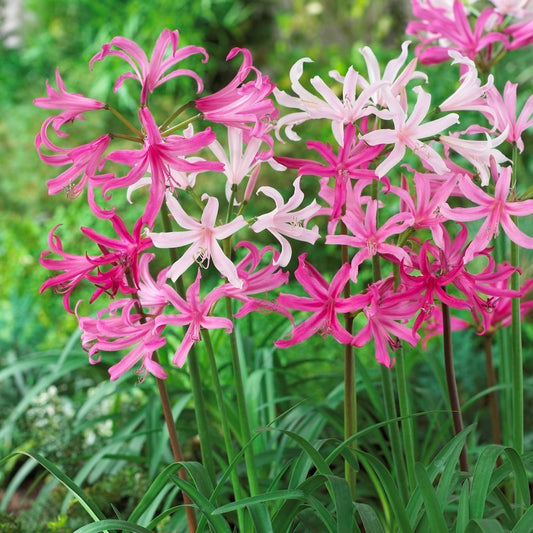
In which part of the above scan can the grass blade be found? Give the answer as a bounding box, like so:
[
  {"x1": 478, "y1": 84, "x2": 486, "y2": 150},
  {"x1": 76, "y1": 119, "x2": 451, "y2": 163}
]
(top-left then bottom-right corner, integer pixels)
[{"x1": 414, "y1": 462, "x2": 447, "y2": 533}]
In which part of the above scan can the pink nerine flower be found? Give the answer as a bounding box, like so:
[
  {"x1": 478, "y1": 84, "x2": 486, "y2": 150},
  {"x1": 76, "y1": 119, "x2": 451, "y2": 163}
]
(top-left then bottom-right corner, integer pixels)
[
  {"x1": 362, "y1": 86, "x2": 459, "y2": 177},
  {"x1": 148, "y1": 192, "x2": 247, "y2": 286},
  {"x1": 250, "y1": 177, "x2": 321, "y2": 267},
  {"x1": 407, "y1": 0, "x2": 508, "y2": 64},
  {"x1": 34, "y1": 69, "x2": 105, "y2": 133},
  {"x1": 40, "y1": 216, "x2": 152, "y2": 313},
  {"x1": 482, "y1": 81, "x2": 533, "y2": 152},
  {"x1": 441, "y1": 165, "x2": 533, "y2": 259},
  {"x1": 274, "y1": 256, "x2": 362, "y2": 347},
  {"x1": 79, "y1": 300, "x2": 169, "y2": 382},
  {"x1": 156, "y1": 271, "x2": 233, "y2": 367},
  {"x1": 351, "y1": 277, "x2": 420, "y2": 367},
  {"x1": 326, "y1": 199, "x2": 412, "y2": 281},
  {"x1": 90, "y1": 29, "x2": 207, "y2": 105},
  {"x1": 100, "y1": 107, "x2": 221, "y2": 226},
  {"x1": 195, "y1": 48, "x2": 278, "y2": 138}
]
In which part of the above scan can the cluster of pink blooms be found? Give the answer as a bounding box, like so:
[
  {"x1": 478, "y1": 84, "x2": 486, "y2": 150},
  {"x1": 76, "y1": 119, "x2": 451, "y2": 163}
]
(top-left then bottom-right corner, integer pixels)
[{"x1": 36, "y1": 1, "x2": 533, "y2": 381}]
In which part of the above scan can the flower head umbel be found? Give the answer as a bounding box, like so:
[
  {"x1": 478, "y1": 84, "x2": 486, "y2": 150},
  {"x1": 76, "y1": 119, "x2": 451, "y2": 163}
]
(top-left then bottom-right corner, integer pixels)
[
  {"x1": 90, "y1": 29, "x2": 207, "y2": 105},
  {"x1": 34, "y1": 69, "x2": 105, "y2": 133},
  {"x1": 148, "y1": 192, "x2": 247, "y2": 286},
  {"x1": 251, "y1": 177, "x2": 321, "y2": 267},
  {"x1": 275, "y1": 256, "x2": 362, "y2": 347},
  {"x1": 196, "y1": 48, "x2": 278, "y2": 138},
  {"x1": 156, "y1": 270, "x2": 233, "y2": 367}
]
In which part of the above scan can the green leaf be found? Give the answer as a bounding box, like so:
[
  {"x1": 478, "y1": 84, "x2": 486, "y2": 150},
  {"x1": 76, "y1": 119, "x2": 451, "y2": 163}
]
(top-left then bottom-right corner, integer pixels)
[
  {"x1": 456, "y1": 479, "x2": 471, "y2": 533},
  {"x1": 212, "y1": 489, "x2": 306, "y2": 514},
  {"x1": 0, "y1": 451, "x2": 106, "y2": 522},
  {"x1": 359, "y1": 452, "x2": 413, "y2": 533},
  {"x1": 470, "y1": 446, "x2": 504, "y2": 520},
  {"x1": 512, "y1": 505, "x2": 533, "y2": 533},
  {"x1": 73, "y1": 520, "x2": 152, "y2": 533},
  {"x1": 356, "y1": 503, "x2": 385, "y2": 533},
  {"x1": 128, "y1": 463, "x2": 186, "y2": 523},
  {"x1": 170, "y1": 471, "x2": 232, "y2": 533},
  {"x1": 324, "y1": 475, "x2": 355, "y2": 533},
  {"x1": 414, "y1": 462, "x2": 448, "y2": 533},
  {"x1": 503, "y1": 447, "x2": 531, "y2": 512},
  {"x1": 465, "y1": 519, "x2": 505, "y2": 533}
]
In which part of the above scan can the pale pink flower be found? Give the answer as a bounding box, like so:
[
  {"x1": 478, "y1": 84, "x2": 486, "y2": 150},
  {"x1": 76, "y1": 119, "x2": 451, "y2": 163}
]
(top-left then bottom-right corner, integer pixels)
[
  {"x1": 489, "y1": 0, "x2": 532, "y2": 17},
  {"x1": 482, "y1": 81, "x2": 533, "y2": 152},
  {"x1": 148, "y1": 192, "x2": 247, "y2": 286},
  {"x1": 274, "y1": 58, "x2": 381, "y2": 143},
  {"x1": 208, "y1": 126, "x2": 266, "y2": 202},
  {"x1": 90, "y1": 29, "x2": 207, "y2": 105},
  {"x1": 362, "y1": 86, "x2": 459, "y2": 176},
  {"x1": 250, "y1": 177, "x2": 321, "y2": 267},
  {"x1": 440, "y1": 129, "x2": 509, "y2": 186},
  {"x1": 156, "y1": 271, "x2": 233, "y2": 367},
  {"x1": 439, "y1": 52, "x2": 494, "y2": 114},
  {"x1": 358, "y1": 40, "x2": 427, "y2": 109}
]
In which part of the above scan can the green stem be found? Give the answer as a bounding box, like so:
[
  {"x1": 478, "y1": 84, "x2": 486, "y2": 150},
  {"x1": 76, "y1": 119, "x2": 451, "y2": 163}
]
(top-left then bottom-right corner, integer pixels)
[
  {"x1": 483, "y1": 335, "x2": 502, "y2": 449},
  {"x1": 162, "y1": 113, "x2": 203, "y2": 136},
  {"x1": 225, "y1": 296, "x2": 261, "y2": 496},
  {"x1": 202, "y1": 328, "x2": 247, "y2": 529},
  {"x1": 160, "y1": 100, "x2": 195, "y2": 131},
  {"x1": 441, "y1": 302, "x2": 469, "y2": 472},
  {"x1": 509, "y1": 145, "x2": 523, "y2": 455},
  {"x1": 160, "y1": 206, "x2": 217, "y2": 485},
  {"x1": 395, "y1": 347, "x2": 416, "y2": 491},
  {"x1": 125, "y1": 271, "x2": 197, "y2": 532},
  {"x1": 105, "y1": 104, "x2": 143, "y2": 138},
  {"x1": 370, "y1": 179, "x2": 408, "y2": 501},
  {"x1": 510, "y1": 236, "x2": 523, "y2": 454},
  {"x1": 341, "y1": 222, "x2": 357, "y2": 498}
]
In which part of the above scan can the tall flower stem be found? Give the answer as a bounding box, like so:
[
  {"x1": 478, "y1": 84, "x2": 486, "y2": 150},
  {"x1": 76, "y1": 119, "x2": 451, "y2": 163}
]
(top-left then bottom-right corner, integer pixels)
[
  {"x1": 510, "y1": 145, "x2": 523, "y2": 455},
  {"x1": 202, "y1": 328, "x2": 247, "y2": 530},
  {"x1": 223, "y1": 189, "x2": 260, "y2": 497},
  {"x1": 441, "y1": 302, "x2": 469, "y2": 472},
  {"x1": 340, "y1": 222, "x2": 357, "y2": 498},
  {"x1": 370, "y1": 180, "x2": 409, "y2": 501},
  {"x1": 510, "y1": 235, "x2": 523, "y2": 455},
  {"x1": 225, "y1": 296, "x2": 261, "y2": 496},
  {"x1": 483, "y1": 335, "x2": 502, "y2": 448},
  {"x1": 160, "y1": 206, "x2": 217, "y2": 485},
  {"x1": 153, "y1": 365, "x2": 198, "y2": 532},
  {"x1": 395, "y1": 347, "x2": 417, "y2": 491},
  {"x1": 125, "y1": 271, "x2": 197, "y2": 532}
]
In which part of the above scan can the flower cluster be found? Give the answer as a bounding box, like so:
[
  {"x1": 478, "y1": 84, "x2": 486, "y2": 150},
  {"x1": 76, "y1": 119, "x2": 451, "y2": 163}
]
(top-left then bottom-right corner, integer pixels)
[{"x1": 37, "y1": 7, "x2": 533, "y2": 381}]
